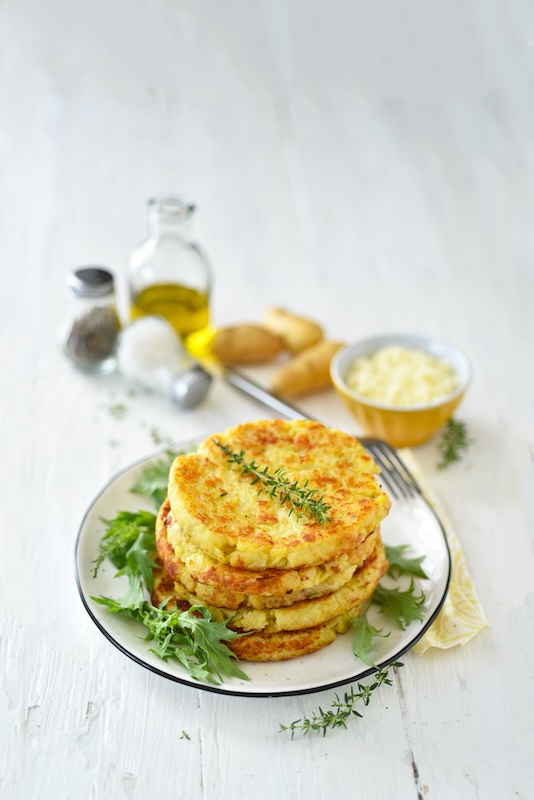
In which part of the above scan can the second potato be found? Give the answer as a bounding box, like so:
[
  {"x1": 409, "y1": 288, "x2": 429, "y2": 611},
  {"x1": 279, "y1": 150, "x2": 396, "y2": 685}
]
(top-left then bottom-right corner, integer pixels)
[
  {"x1": 262, "y1": 307, "x2": 323, "y2": 354},
  {"x1": 271, "y1": 340, "x2": 344, "y2": 396}
]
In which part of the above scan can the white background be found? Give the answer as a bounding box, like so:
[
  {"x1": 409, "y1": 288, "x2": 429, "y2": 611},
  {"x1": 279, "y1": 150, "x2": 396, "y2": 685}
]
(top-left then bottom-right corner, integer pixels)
[{"x1": 1, "y1": 2, "x2": 533, "y2": 798}]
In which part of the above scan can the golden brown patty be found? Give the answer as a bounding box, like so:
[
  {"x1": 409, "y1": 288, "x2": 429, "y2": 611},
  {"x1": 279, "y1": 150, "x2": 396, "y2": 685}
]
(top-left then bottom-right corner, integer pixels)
[
  {"x1": 167, "y1": 419, "x2": 391, "y2": 570},
  {"x1": 156, "y1": 498, "x2": 380, "y2": 607},
  {"x1": 151, "y1": 566, "x2": 368, "y2": 662},
  {"x1": 228, "y1": 603, "x2": 367, "y2": 662},
  {"x1": 168, "y1": 540, "x2": 387, "y2": 633}
]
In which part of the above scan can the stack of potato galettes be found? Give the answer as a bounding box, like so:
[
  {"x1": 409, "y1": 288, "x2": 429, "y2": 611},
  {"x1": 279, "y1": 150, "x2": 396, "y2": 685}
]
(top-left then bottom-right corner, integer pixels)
[{"x1": 152, "y1": 419, "x2": 391, "y2": 662}]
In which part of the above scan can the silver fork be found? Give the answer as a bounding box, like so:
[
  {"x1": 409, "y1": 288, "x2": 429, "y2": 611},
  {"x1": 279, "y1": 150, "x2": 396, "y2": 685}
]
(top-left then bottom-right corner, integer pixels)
[{"x1": 361, "y1": 438, "x2": 422, "y2": 500}]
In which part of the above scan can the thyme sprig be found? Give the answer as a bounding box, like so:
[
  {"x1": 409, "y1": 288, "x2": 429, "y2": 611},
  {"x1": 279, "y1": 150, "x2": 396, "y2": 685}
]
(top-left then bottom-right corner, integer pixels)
[
  {"x1": 214, "y1": 440, "x2": 331, "y2": 524},
  {"x1": 279, "y1": 662, "x2": 402, "y2": 737},
  {"x1": 436, "y1": 418, "x2": 473, "y2": 470}
]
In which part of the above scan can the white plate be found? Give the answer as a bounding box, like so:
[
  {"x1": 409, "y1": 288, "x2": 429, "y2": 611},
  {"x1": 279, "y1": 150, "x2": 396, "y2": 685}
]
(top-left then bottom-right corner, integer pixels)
[{"x1": 74, "y1": 437, "x2": 451, "y2": 697}]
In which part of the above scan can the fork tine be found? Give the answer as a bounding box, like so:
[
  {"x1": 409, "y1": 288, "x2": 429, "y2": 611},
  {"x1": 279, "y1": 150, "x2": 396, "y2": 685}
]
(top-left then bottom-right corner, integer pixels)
[
  {"x1": 378, "y1": 442, "x2": 420, "y2": 494},
  {"x1": 368, "y1": 447, "x2": 409, "y2": 499},
  {"x1": 365, "y1": 446, "x2": 403, "y2": 499},
  {"x1": 362, "y1": 438, "x2": 421, "y2": 499}
]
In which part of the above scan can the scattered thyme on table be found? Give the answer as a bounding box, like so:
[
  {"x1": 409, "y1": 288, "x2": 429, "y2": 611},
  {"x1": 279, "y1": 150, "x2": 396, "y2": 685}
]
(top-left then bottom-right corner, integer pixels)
[
  {"x1": 279, "y1": 662, "x2": 403, "y2": 737},
  {"x1": 436, "y1": 418, "x2": 473, "y2": 470},
  {"x1": 149, "y1": 426, "x2": 173, "y2": 446},
  {"x1": 105, "y1": 402, "x2": 128, "y2": 420}
]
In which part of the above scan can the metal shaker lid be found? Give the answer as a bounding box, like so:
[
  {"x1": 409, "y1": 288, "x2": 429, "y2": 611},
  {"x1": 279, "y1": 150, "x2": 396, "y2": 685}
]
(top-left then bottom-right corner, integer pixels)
[
  {"x1": 67, "y1": 267, "x2": 115, "y2": 297},
  {"x1": 171, "y1": 364, "x2": 212, "y2": 409}
]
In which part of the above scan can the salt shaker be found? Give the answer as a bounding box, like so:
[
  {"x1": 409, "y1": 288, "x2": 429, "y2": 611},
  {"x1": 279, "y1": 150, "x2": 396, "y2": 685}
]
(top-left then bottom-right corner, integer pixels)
[
  {"x1": 62, "y1": 267, "x2": 121, "y2": 374},
  {"x1": 116, "y1": 316, "x2": 212, "y2": 409}
]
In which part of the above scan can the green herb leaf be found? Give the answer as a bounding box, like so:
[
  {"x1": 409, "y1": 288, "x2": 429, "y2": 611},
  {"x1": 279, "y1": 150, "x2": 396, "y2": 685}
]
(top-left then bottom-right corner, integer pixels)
[
  {"x1": 93, "y1": 573, "x2": 147, "y2": 613},
  {"x1": 372, "y1": 580, "x2": 426, "y2": 630},
  {"x1": 351, "y1": 612, "x2": 389, "y2": 668},
  {"x1": 130, "y1": 450, "x2": 179, "y2": 508},
  {"x1": 116, "y1": 531, "x2": 159, "y2": 593},
  {"x1": 143, "y1": 604, "x2": 249, "y2": 684},
  {"x1": 436, "y1": 418, "x2": 472, "y2": 470},
  {"x1": 92, "y1": 593, "x2": 143, "y2": 616},
  {"x1": 93, "y1": 519, "x2": 158, "y2": 611},
  {"x1": 92, "y1": 508, "x2": 249, "y2": 685},
  {"x1": 92, "y1": 510, "x2": 157, "y2": 577},
  {"x1": 385, "y1": 544, "x2": 429, "y2": 580},
  {"x1": 279, "y1": 662, "x2": 403, "y2": 737},
  {"x1": 214, "y1": 440, "x2": 331, "y2": 524}
]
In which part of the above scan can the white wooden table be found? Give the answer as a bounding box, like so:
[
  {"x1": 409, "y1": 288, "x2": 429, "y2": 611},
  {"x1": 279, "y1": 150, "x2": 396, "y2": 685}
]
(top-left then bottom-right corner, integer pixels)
[{"x1": 1, "y1": 2, "x2": 533, "y2": 798}]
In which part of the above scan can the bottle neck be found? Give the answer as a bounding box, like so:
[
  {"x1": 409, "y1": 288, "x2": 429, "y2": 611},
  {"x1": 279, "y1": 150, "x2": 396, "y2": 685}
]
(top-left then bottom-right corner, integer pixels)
[
  {"x1": 147, "y1": 214, "x2": 189, "y2": 240},
  {"x1": 146, "y1": 196, "x2": 195, "y2": 240}
]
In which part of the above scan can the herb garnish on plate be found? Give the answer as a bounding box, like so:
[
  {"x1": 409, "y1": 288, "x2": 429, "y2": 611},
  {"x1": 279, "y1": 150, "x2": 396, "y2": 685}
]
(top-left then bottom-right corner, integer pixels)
[
  {"x1": 214, "y1": 439, "x2": 331, "y2": 524},
  {"x1": 92, "y1": 451, "x2": 249, "y2": 685},
  {"x1": 92, "y1": 450, "x2": 429, "y2": 694}
]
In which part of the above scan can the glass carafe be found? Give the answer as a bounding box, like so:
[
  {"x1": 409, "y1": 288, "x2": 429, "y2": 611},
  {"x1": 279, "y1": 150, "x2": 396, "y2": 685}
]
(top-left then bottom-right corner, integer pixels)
[{"x1": 128, "y1": 196, "x2": 212, "y2": 347}]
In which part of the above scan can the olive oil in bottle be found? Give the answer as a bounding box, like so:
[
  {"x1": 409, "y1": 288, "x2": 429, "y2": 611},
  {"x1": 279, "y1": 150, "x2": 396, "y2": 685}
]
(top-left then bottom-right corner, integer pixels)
[
  {"x1": 130, "y1": 283, "x2": 210, "y2": 337},
  {"x1": 127, "y1": 196, "x2": 212, "y2": 350}
]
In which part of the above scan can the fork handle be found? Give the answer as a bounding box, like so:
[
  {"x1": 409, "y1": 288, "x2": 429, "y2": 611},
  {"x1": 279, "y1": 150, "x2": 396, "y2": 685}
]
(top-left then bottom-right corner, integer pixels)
[{"x1": 223, "y1": 368, "x2": 312, "y2": 421}]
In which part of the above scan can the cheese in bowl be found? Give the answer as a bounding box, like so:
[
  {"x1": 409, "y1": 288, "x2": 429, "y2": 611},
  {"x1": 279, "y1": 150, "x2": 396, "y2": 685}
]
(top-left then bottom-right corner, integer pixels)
[
  {"x1": 345, "y1": 345, "x2": 459, "y2": 408},
  {"x1": 330, "y1": 334, "x2": 472, "y2": 447}
]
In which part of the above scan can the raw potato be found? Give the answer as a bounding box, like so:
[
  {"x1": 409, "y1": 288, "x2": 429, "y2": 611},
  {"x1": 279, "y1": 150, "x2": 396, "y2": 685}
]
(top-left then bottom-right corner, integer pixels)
[
  {"x1": 271, "y1": 340, "x2": 344, "y2": 396},
  {"x1": 212, "y1": 324, "x2": 284, "y2": 364},
  {"x1": 262, "y1": 307, "x2": 324, "y2": 354}
]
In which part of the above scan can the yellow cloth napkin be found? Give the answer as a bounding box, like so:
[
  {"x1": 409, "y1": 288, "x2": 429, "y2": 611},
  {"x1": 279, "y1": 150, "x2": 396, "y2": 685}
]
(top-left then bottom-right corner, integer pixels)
[{"x1": 398, "y1": 449, "x2": 488, "y2": 653}]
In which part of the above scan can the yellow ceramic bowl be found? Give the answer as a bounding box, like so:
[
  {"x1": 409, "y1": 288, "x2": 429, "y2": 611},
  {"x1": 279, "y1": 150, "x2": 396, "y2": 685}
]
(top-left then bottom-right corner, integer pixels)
[{"x1": 330, "y1": 333, "x2": 472, "y2": 448}]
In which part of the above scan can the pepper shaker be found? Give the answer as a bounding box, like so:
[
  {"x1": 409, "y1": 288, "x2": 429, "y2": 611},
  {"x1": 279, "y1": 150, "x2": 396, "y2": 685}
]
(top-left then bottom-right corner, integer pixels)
[{"x1": 62, "y1": 266, "x2": 121, "y2": 374}]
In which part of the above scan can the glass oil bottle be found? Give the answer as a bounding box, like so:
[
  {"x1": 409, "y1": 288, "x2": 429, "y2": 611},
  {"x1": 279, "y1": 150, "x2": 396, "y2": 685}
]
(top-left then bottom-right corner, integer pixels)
[{"x1": 127, "y1": 195, "x2": 213, "y2": 354}]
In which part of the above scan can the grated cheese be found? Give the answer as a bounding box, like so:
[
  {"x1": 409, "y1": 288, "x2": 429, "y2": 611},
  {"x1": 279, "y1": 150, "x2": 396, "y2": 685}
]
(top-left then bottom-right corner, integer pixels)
[{"x1": 345, "y1": 345, "x2": 459, "y2": 407}]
